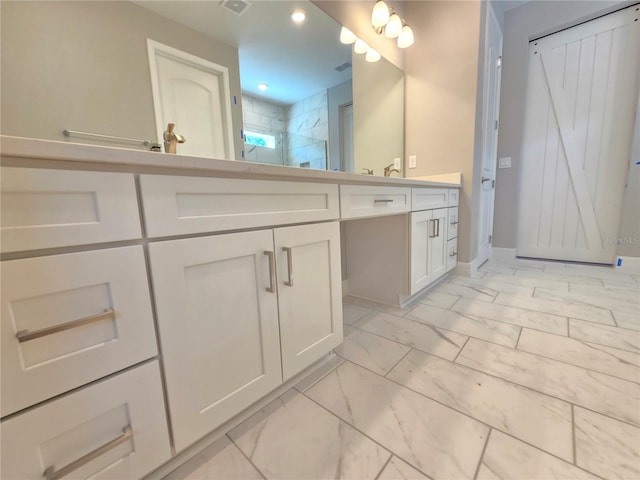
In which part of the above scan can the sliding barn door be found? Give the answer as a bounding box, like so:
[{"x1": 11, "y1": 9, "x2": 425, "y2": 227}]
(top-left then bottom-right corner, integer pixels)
[{"x1": 517, "y1": 5, "x2": 639, "y2": 264}]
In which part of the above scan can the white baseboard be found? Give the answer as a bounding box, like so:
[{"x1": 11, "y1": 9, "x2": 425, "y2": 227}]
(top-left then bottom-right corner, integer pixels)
[
  {"x1": 491, "y1": 247, "x2": 517, "y2": 261},
  {"x1": 615, "y1": 256, "x2": 640, "y2": 274},
  {"x1": 454, "y1": 258, "x2": 479, "y2": 277}
]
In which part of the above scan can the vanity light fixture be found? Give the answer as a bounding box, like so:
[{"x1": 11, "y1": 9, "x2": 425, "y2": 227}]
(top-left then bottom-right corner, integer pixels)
[
  {"x1": 371, "y1": 0, "x2": 390, "y2": 29},
  {"x1": 365, "y1": 48, "x2": 381, "y2": 62},
  {"x1": 397, "y1": 24, "x2": 415, "y2": 48},
  {"x1": 339, "y1": 26, "x2": 357, "y2": 44},
  {"x1": 258, "y1": 83, "x2": 268, "y2": 91},
  {"x1": 384, "y1": 13, "x2": 402, "y2": 39},
  {"x1": 354, "y1": 38, "x2": 369, "y2": 55},
  {"x1": 370, "y1": 1, "x2": 413, "y2": 48},
  {"x1": 290, "y1": 8, "x2": 306, "y2": 24}
]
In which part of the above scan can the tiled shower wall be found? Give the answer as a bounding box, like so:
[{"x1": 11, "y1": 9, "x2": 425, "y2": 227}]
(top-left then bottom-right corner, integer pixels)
[
  {"x1": 286, "y1": 91, "x2": 329, "y2": 169},
  {"x1": 241, "y1": 95, "x2": 285, "y2": 165},
  {"x1": 241, "y1": 92, "x2": 329, "y2": 169}
]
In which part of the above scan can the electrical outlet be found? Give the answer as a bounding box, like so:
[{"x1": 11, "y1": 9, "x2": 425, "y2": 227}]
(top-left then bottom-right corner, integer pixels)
[
  {"x1": 409, "y1": 155, "x2": 417, "y2": 169},
  {"x1": 393, "y1": 157, "x2": 401, "y2": 170},
  {"x1": 498, "y1": 156, "x2": 512, "y2": 168}
]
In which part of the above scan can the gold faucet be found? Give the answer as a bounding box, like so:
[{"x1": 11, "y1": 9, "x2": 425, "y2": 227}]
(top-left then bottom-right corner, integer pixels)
[
  {"x1": 384, "y1": 163, "x2": 401, "y2": 177},
  {"x1": 362, "y1": 168, "x2": 374, "y2": 175},
  {"x1": 163, "y1": 123, "x2": 186, "y2": 154}
]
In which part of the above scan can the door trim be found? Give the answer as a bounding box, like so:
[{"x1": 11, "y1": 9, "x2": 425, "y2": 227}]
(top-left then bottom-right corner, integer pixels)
[{"x1": 147, "y1": 39, "x2": 236, "y2": 160}]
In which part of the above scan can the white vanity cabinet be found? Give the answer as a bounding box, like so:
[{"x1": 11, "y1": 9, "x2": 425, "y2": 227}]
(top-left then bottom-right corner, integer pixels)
[
  {"x1": 447, "y1": 206, "x2": 459, "y2": 272},
  {"x1": 410, "y1": 208, "x2": 448, "y2": 295},
  {"x1": 148, "y1": 221, "x2": 342, "y2": 452},
  {"x1": 1, "y1": 361, "x2": 171, "y2": 480}
]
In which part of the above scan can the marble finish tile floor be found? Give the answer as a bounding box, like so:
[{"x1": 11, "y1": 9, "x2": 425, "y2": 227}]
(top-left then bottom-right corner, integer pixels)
[{"x1": 165, "y1": 258, "x2": 639, "y2": 480}]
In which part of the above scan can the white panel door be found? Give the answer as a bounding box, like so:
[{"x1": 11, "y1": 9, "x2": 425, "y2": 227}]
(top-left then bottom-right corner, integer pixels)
[
  {"x1": 148, "y1": 39, "x2": 235, "y2": 160},
  {"x1": 517, "y1": 6, "x2": 639, "y2": 263},
  {"x1": 148, "y1": 230, "x2": 282, "y2": 452},
  {"x1": 275, "y1": 222, "x2": 343, "y2": 380},
  {"x1": 477, "y1": 5, "x2": 503, "y2": 266}
]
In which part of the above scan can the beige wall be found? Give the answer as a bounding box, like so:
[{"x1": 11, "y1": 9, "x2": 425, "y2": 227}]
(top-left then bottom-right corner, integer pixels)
[
  {"x1": 493, "y1": 0, "x2": 638, "y2": 259},
  {"x1": 404, "y1": 1, "x2": 484, "y2": 264},
  {"x1": 1, "y1": 1, "x2": 244, "y2": 159}
]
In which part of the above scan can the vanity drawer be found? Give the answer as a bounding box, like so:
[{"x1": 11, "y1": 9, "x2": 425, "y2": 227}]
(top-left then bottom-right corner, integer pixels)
[
  {"x1": 448, "y1": 207, "x2": 459, "y2": 240},
  {"x1": 0, "y1": 361, "x2": 171, "y2": 480},
  {"x1": 412, "y1": 188, "x2": 449, "y2": 211},
  {"x1": 448, "y1": 188, "x2": 460, "y2": 206},
  {"x1": 340, "y1": 185, "x2": 411, "y2": 219},
  {"x1": 447, "y1": 238, "x2": 458, "y2": 272},
  {"x1": 139, "y1": 175, "x2": 339, "y2": 237},
  {"x1": 1, "y1": 246, "x2": 157, "y2": 417},
  {"x1": 0, "y1": 167, "x2": 141, "y2": 253}
]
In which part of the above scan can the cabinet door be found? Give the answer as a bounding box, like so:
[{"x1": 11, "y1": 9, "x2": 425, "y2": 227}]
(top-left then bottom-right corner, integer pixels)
[
  {"x1": 1, "y1": 361, "x2": 170, "y2": 480},
  {"x1": 149, "y1": 231, "x2": 282, "y2": 452},
  {"x1": 274, "y1": 222, "x2": 343, "y2": 380},
  {"x1": 430, "y1": 208, "x2": 449, "y2": 281},
  {"x1": 410, "y1": 210, "x2": 433, "y2": 295}
]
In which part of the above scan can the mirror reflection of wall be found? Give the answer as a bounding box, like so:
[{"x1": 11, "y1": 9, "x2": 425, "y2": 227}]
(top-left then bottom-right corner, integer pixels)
[
  {"x1": 0, "y1": 0, "x2": 404, "y2": 175},
  {"x1": 353, "y1": 51, "x2": 404, "y2": 177}
]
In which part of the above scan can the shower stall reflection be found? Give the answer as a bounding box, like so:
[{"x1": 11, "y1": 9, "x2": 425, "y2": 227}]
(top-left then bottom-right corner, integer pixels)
[{"x1": 244, "y1": 131, "x2": 328, "y2": 170}]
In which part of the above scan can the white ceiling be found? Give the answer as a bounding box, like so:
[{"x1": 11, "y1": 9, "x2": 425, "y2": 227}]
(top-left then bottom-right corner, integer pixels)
[{"x1": 134, "y1": 1, "x2": 353, "y2": 105}]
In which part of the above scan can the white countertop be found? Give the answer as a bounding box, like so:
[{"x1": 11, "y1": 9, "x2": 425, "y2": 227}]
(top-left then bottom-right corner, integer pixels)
[{"x1": 0, "y1": 136, "x2": 461, "y2": 188}]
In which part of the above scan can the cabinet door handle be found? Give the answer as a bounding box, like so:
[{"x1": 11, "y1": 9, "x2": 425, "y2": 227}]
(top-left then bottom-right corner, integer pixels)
[
  {"x1": 450, "y1": 220, "x2": 459, "y2": 225},
  {"x1": 282, "y1": 247, "x2": 293, "y2": 286},
  {"x1": 16, "y1": 309, "x2": 116, "y2": 343},
  {"x1": 374, "y1": 199, "x2": 393, "y2": 204},
  {"x1": 44, "y1": 425, "x2": 133, "y2": 480},
  {"x1": 436, "y1": 218, "x2": 440, "y2": 237},
  {"x1": 449, "y1": 250, "x2": 458, "y2": 257},
  {"x1": 264, "y1": 251, "x2": 276, "y2": 293},
  {"x1": 429, "y1": 219, "x2": 437, "y2": 238}
]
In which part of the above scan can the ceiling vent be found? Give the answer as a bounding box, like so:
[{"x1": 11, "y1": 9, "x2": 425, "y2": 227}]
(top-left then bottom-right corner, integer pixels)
[
  {"x1": 334, "y1": 62, "x2": 352, "y2": 72},
  {"x1": 220, "y1": 0, "x2": 251, "y2": 16}
]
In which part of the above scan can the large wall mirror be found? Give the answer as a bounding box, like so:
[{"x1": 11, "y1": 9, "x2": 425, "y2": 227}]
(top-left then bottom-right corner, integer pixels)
[{"x1": 0, "y1": 0, "x2": 403, "y2": 176}]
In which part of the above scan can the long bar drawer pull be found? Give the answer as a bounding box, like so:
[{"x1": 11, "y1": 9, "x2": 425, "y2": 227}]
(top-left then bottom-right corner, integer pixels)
[
  {"x1": 44, "y1": 425, "x2": 133, "y2": 480},
  {"x1": 264, "y1": 251, "x2": 276, "y2": 293},
  {"x1": 282, "y1": 247, "x2": 294, "y2": 287},
  {"x1": 374, "y1": 199, "x2": 393, "y2": 204},
  {"x1": 16, "y1": 309, "x2": 116, "y2": 343}
]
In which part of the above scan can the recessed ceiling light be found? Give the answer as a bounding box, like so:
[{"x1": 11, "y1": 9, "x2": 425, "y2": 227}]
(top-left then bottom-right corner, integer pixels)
[
  {"x1": 258, "y1": 83, "x2": 268, "y2": 91},
  {"x1": 291, "y1": 8, "x2": 306, "y2": 24}
]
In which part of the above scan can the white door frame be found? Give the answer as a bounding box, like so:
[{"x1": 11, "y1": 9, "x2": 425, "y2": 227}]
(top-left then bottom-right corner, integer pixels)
[
  {"x1": 147, "y1": 39, "x2": 236, "y2": 160},
  {"x1": 477, "y1": 4, "x2": 503, "y2": 266}
]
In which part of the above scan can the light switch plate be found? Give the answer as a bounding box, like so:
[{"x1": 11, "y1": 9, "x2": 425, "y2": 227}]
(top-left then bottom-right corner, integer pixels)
[
  {"x1": 393, "y1": 157, "x2": 401, "y2": 170},
  {"x1": 409, "y1": 155, "x2": 417, "y2": 169},
  {"x1": 498, "y1": 157, "x2": 512, "y2": 168}
]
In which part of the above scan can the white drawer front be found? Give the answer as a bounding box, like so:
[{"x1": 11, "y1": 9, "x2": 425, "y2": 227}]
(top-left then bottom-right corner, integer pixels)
[
  {"x1": 412, "y1": 188, "x2": 449, "y2": 211},
  {"x1": 448, "y1": 188, "x2": 460, "y2": 206},
  {"x1": 140, "y1": 175, "x2": 340, "y2": 237},
  {"x1": 447, "y1": 238, "x2": 458, "y2": 272},
  {"x1": 1, "y1": 167, "x2": 141, "y2": 253},
  {"x1": 0, "y1": 361, "x2": 171, "y2": 480},
  {"x1": 1, "y1": 246, "x2": 157, "y2": 417},
  {"x1": 448, "y1": 207, "x2": 459, "y2": 240},
  {"x1": 340, "y1": 185, "x2": 411, "y2": 219}
]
